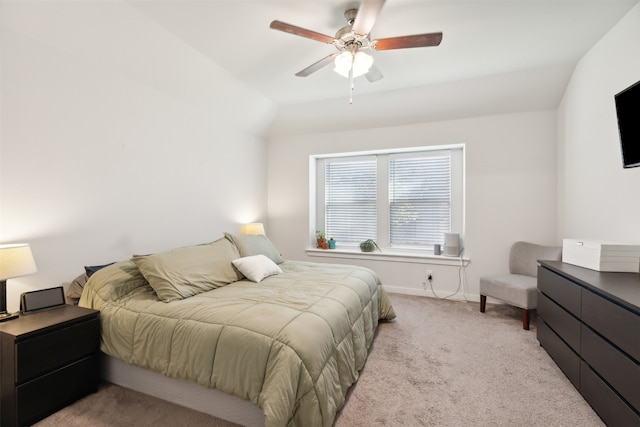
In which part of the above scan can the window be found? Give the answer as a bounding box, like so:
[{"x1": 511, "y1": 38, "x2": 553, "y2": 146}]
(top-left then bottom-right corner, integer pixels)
[
  {"x1": 389, "y1": 153, "x2": 452, "y2": 247},
  {"x1": 314, "y1": 145, "x2": 464, "y2": 252},
  {"x1": 324, "y1": 157, "x2": 377, "y2": 242}
]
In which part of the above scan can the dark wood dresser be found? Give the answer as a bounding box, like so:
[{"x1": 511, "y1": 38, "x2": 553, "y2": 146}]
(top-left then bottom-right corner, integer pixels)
[
  {"x1": 537, "y1": 261, "x2": 640, "y2": 426},
  {"x1": 0, "y1": 305, "x2": 100, "y2": 426}
]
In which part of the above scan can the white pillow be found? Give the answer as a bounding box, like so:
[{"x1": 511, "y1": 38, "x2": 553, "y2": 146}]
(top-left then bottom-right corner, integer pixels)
[{"x1": 232, "y1": 254, "x2": 283, "y2": 283}]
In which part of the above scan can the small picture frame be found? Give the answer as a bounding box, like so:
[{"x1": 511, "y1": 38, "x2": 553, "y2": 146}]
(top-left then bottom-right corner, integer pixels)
[{"x1": 20, "y1": 286, "x2": 65, "y2": 313}]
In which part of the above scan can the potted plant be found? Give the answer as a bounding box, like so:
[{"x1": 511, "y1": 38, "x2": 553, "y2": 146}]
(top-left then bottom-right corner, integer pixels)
[
  {"x1": 328, "y1": 237, "x2": 336, "y2": 249},
  {"x1": 316, "y1": 230, "x2": 328, "y2": 249},
  {"x1": 359, "y1": 239, "x2": 381, "y2": 252}
]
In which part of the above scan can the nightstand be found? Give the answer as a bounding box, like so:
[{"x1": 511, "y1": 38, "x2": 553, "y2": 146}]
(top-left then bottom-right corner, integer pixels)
[{"x1": 0, "y1": 305, "x2": 100, "y2": 427}]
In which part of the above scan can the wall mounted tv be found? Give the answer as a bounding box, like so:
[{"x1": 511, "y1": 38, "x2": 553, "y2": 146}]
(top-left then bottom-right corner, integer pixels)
[{"x1": 615, "y1": 79, "x2": 640, "y2": 168}]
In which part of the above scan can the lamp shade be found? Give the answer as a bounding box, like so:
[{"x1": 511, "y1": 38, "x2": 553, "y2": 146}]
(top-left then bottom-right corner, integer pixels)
[
  {"x1": 0, "y1": 244, "x2": 38, "y2": 281},
  {"x1": 352, "y1": 51, "x2": 373, "y2": 77},
  {"x1": 241, "y1": 223, "x2": 266, "y2": 235},
  {"x1": 333, "y1": 51, "x2": 373, "y2": 78},
  {"x1": 333, "y1": 51, "x2": 353, "y2": 77}
]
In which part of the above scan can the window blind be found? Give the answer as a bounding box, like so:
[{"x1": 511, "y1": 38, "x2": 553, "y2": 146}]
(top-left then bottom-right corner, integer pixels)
[
  {"x1": 389, "y1": 153, "x2": 451, "y2": 247},
  {"x1": 325, "y1": 159, "x2": 377, "y2": 243}
]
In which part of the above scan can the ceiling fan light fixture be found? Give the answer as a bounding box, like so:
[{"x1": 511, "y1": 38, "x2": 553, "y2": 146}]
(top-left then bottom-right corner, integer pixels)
[
  {"x1": 333, "y1": 50, "x2": 373, "y2": 78},
  {"x1": 333, "y1": 51, "x2": 354, "y2": 77},
  {"x1": 353, "y1": 51, "x2": 373, "y2": 76}
]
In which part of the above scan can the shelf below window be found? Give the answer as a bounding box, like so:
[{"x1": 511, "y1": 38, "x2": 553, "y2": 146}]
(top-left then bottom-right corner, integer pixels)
[{"x1": 305, "y1": 248, "x2": 470, "y2": 266}]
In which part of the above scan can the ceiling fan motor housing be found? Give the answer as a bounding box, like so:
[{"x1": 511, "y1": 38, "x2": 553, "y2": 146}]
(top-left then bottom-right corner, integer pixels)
[
  {"x1": 344, "y1": 8, "x2": 358, "y2": 25},
  {"x1": 335, "y1": 25, "x2": 353, "y2": 42},
  {"x1": 335, "y1": 9, "x2": 371, "y2": 51}
]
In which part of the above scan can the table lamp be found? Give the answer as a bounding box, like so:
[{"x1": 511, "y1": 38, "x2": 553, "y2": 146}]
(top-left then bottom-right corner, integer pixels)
[
  {"x1": 0, "y1": 243, "x2": 37, "y2": 321},
  {"x1": 241, "y1": 223, "x2": 266, "y2": 235}
]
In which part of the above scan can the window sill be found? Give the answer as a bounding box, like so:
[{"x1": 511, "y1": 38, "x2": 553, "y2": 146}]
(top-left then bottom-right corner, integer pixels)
[{"x1": 305, "y1": 248, "x2": 470, "y2": 266}]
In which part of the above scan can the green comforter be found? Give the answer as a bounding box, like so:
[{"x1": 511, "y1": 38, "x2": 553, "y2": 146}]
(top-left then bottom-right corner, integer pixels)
[{"x1": 79, "y1": 259, "x2": 396, "y2": 427}]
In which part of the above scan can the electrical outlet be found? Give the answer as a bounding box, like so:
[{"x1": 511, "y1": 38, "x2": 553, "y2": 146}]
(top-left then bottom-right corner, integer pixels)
[{"x1": 426, "y1": 270, "x2": 433, "y2": 281}]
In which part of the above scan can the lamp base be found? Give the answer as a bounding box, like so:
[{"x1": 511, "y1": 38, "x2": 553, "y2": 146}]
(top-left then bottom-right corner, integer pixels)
[{"x1": 0, "y1": 311, "x2": 19, "y2": 322}]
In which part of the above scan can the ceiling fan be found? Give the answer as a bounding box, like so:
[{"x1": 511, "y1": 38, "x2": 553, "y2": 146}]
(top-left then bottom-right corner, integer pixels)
[{"x1": 269, "y1": 0, "x2": 443, "y2": 103}]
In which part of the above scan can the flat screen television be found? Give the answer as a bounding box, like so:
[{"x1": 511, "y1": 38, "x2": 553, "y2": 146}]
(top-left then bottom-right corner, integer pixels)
[{"x1": 615, "y1": 79, "x2": 640, "y2": 168}]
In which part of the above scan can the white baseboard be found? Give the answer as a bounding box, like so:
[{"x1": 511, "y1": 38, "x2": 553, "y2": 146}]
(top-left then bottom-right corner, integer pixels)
[{"x1": 384, "y1": 285, "x2": 478, "y2": 302}]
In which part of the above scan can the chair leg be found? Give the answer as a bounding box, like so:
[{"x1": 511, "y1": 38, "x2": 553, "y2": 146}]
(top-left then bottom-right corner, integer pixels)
[
  {"x1": 522, "y1": 309, "x2": 530, "y2": 330},
  {"x1": 480, "y1": 295, "x2": 486, "y2": 313}
]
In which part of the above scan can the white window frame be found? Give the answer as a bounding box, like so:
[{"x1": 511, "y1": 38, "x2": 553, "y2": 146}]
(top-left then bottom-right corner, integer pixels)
[{"x1": 309, "y1": 145, "x2": 465, "y2": 259}]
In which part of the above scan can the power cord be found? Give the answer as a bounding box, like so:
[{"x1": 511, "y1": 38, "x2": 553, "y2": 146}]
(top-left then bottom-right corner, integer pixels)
[{"x1": 422, "y1": 248, "x2": 469, "y2": 301}]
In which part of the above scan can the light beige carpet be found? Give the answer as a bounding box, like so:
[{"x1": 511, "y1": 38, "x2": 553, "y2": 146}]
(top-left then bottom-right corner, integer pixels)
[
  {"x1": 36, "y1": 293, "x2": 604, "y2": 426},
  {"x1": 334, "y1": 294, "x2": 603, "y2": 426}
]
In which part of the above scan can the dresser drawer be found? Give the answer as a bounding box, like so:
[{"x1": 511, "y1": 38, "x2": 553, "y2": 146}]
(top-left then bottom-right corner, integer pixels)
[
  {"x1": 16, "y1": 352, "x2": 99, "y2": 426},
  {"x1": 581, "y1": 324, "x2": 640, "y2": 411},
  {"x1": 538, "y1": 318, "x2": 580, "y2": 387},
  {"x1": 581, "y1": 290, "x2": 640, "y2": 361},
  {"x1": 537, "y1": 266, "x2": 582, "y2": 317},
  {"x1": 580, "y1": 361, "x2": 640, "y2": 426},
  {"x1": 16, "y1": 317, "x2": 100, "y2": 383},
  {"x1": 538, "y1": 292, "x2": 581, "y2": 352}
]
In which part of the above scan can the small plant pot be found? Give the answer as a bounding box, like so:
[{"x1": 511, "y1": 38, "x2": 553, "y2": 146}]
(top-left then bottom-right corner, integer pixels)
[
  {"x1": 359, "y1": 239, "x2": 380, "y2": 252},
  {"x1": 360, "y1": 243, "x2": 375, "y2": 252}
]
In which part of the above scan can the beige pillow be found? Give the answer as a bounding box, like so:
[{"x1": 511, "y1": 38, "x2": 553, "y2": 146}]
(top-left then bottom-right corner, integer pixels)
[
  {"x1": 232, "y1": 255, "x2": 283, "y2": 283},
  {"x1": 224, "y1": 232, "x2": 284, "y2": 264},
  {"x1": 66, "y1": 273, "x2": 88, "y2": 300},
  {"x1": 132, "y1": 238, "x2": 241, "y2": 302}
]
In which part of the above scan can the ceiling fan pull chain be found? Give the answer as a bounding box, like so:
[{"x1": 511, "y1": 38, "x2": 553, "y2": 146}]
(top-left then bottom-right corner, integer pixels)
[{"x1": 349, "y1": 63, "x2": 354, "y2": 104}]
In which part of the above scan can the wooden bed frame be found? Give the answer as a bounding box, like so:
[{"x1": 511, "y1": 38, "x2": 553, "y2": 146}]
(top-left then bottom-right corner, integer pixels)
[{"x1": 101, "y1": 353, "x2": 265, "y2": 426}]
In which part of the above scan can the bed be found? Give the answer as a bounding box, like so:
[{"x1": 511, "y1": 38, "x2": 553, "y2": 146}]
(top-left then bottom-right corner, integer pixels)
[{"x1": 77, "y1": 233, "x2": 396, "y2": 427}]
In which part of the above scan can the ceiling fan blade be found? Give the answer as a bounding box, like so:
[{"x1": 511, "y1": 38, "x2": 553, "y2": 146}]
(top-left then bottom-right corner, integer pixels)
[
  {"x1": 295, "y1": 54, "x2": 339, "y2": 77},
  {"x1": 352, "y1": 0, "x2": 386, "y2": 36},
  {"x1": 365, "y1": 64, "x2": 384, "y2": 82},
  {"x1": 372, "y1": 32, "x2": 443, "y2": 50},
  {"x1": 270, "y1": 20, "x2": 335, "y2": 44}
]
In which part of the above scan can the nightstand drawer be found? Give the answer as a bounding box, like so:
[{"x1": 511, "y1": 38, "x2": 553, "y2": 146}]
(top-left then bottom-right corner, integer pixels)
[
  {"x1": 0, "y1": 305, "x2": 100, "y2": 427},
  {"x1": 537, "y1": 266, "x2": 582, "y2": 316},
  {"x1": 16, "y1": 352, "x2": 99, "y2": 426},
  {"x1": 16, "y1": 317, "x2": 100, "y2": 383}
]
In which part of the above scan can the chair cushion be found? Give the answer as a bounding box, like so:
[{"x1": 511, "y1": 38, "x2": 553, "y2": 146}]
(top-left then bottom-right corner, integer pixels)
[{"x1": 479, "y1": 274, "x2": 538, "y2": 309}]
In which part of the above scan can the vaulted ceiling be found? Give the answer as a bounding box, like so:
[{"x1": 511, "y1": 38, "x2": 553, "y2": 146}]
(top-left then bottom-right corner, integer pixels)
[{"x1": 130, "y1": 0, "x2": 639, "y2": 107}]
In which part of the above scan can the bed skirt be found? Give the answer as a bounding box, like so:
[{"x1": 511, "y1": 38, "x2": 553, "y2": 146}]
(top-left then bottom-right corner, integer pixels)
[{"x1": 100, "y1": 353, "x2": 265, "y2": 426}]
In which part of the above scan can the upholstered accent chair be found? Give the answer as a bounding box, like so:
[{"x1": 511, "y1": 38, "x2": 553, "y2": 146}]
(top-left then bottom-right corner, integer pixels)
[{"x1": 479, "y1": 241, "x2": 562, "y2": 330}]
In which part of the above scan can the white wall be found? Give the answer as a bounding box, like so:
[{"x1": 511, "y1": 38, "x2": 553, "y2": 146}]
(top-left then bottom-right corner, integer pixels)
[
  {"x1": 267, "y1": 110, "x2": 558, "y2": 299},
  {"x1": 0, "y1": 1, "x2": 276, "y2": 311},
  {"x1": 557, "y1": 3, "x2": 640, "y2": 242}
]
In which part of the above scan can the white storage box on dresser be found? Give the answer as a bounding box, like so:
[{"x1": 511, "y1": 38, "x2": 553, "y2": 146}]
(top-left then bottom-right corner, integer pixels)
[{"x1": 562, "y1": 239, "x2": 640, "y2": 272}]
